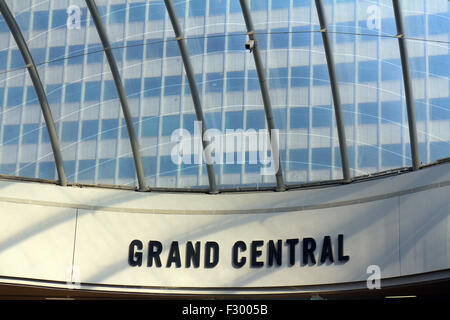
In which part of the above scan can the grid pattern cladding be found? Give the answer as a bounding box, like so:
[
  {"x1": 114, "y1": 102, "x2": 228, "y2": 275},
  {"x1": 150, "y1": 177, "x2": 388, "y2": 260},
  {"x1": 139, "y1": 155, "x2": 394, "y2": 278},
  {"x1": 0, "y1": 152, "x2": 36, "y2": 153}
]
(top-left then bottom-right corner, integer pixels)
[{"x1": 0, "y1": 0, "x2": 448, "y2": 190}]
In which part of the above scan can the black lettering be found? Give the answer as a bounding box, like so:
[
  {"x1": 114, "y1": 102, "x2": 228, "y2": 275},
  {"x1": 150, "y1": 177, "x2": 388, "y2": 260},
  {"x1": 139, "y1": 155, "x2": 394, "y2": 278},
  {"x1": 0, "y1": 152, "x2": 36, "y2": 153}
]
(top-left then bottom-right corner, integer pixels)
[
  {"x1": 166, "y1": 241, "x2": 181, "y2": 268},
  {"x1": 250, "y1": 240, "x2": 264, "y2": 268},
  {"x1": 232, "y1": 241, "x2": 246, "y2": 268},
  {"x1": 285, "y1": 239, "x2": 299, "y2": 266},
  {"x1": 338, "y1": 234, "x2": 350, "y2": 262},
  {"x1": 204, "y1": 241, "x2": 219, "y2": 268},
  {"x1": 320, "y1": 236, "x2": 334, "y2": 264},
  {"x1": 302, "y1": 237, "x2": 316, "y2": 265},
  {"x1": 268, "y1": 240, "x2": 282, "y2": 266},
  {"x1": 148, "y1": 241, "x2": 162, "y2": 267},
  {"x1": 128, "y1": 240, "x2": 143, "y2": 267},
  {"x1": 185, "y1": 241, "x2": 201, "y2": 268}
]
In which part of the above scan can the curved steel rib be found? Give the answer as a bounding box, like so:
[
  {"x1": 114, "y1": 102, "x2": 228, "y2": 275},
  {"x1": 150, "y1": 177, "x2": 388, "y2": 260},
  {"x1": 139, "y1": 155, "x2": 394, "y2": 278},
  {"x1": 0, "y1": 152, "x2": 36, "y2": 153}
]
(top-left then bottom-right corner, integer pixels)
[
  {"x1": 315, "y1": 0, "x2": 351, "y2": 181},
  {"x1": 0, "y1": 0, "x2": 67, "y2": 186},
  {"x1": 163, "y1": 0, "x2": 218, "y2": 194},
  {"x1": 85, "y1": 0, "x2": 147, "y2": 191},
  {"x1": 238, "y1": 0, "x2": 286, "y2": 191}
]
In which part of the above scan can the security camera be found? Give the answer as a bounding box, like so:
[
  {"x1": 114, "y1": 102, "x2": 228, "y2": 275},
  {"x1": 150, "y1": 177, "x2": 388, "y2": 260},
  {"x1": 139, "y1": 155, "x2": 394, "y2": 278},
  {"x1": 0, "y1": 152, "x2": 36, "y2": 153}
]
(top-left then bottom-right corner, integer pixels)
[{"x1": 245, "y1": 39, "x2": 255, "y2": 52}]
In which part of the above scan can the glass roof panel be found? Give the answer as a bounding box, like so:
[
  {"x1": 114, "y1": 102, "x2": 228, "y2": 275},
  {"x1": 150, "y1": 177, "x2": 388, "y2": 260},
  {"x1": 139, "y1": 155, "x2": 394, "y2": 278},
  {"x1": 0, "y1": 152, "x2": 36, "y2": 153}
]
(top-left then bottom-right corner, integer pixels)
[{"x1": 0, "y1": 0, "x2": 448, "y2": 191}]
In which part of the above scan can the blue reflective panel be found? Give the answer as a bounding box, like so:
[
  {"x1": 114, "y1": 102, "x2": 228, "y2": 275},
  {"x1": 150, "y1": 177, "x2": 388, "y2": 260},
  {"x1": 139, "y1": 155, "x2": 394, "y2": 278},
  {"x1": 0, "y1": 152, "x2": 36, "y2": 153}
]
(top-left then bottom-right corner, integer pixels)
[
  {"x1": 39, "y1": 162, "x2": 56, "y2": 180},
  {"x1": 119, "y1": 158, "x2": 135, "y2": 179},
  {"x1": 430, "y1": 142, "x2": 450, "y2": 162},
  {"x1": 358, "y1": 60, "x2": 378, "y2": 82},
  {"x1": 81, "y1": 120, "x2": 99, "y2": 141},
  {"x1": 144, "y1": 77, "x2": 161, "y2": 97},
  {"x1": 209, "y1": 0, "x2": 227, "y2": 15},
  {"x1": 125, "y1": 78, "x2": 142, "y2": 98},
  {"x1": 22, "y1": 124, "x2": 39, "y2": 144},
  {"x1": 291, "y1": 66, "x2": 310, "y2": 87},
  {"x1": 207, "y1": 35, "x2": 225, "y2": 53},
  {"x1": 101, "y1": 119, "x2": 119, "y2": 140},
  {"x1": 49, "y1": 46, "x2": 66, "y2": 65},
  {"x1": 3, "y1": 124, "x2": 19, "y2": 145},
  {"x1": 141, "y1": 117, "x2": 159, "y2": 137},
  {"x1": 187, "y1": 37, "x2": 205, "y2": 56},
  {"x1": 244, "y1": 151, "x2": 261, "y2": 173},
  {"x1": 358, "y1": 102, "x2": 378, "y2": 124},
  {"x1": 162, "y1": 115, "x2": 180, "y2": 136},
  {"x1": 429, "y1": 54, "x2": 450, "y2": 78},
  {"x1": 430, "y1": 98, "x2": 450, "y2": 121},
  {"x1": 311, "y1": 148, "x2": 331, "y2": 170},
  {"x1": 142, "y1": 156, "x2": 157, "y2": 178},
  {"x1": 41, "y1": 123, "x2": 59, "y2": 143},
  {"x1": 0, "y1": 164, "x2": 16, "y2": 175},
  {"x1": 247, "y1": 70, "x2": 260, "y2": 91},
  {"x1": 342, "y1": 104, "x2": 355, "y2": 126},
  {"x1": 129, "y1": 2, "x2": 146, "y2": 22},
  {"x1": 164, "y1": 75, "x2": 182, "y2": 96},
  {"x1": 166, "y1": 41, "x2": 180, "y2": 57},
  {"x1": 84, "y1": 81, "x2": 101, "y2": 102},
  {"x1": 358, "y1": 145, "x2": 378, "y2": 168},
  {"x1": 336, "y1": 63, "x2": 355, "y2": 83},
  {"x1": 381, "y1": 144, "x2": 403, "y2": 168},
  {"x1": 109, "y1": 4, "x2": 126, "y2": 24},
  {"x1": 255, "y1": 30, "x2": 267, "y2": 50},
  {"x1": 292, "y1": 26, "x2": 311, "y2": 47},
  {"x1": 126, "y1": 41, "x2": 144, "y2": 60},
  {"x1": 7, "y1": 87, "x2": 23, "y2": 107},
  {"x1": 78, "y1": 160, "x2": 96, "y2": 182},
  {"x1": 0, "y1": 16, "x2": 8, "y2": 33},
  {"x1": 189, "y1": 0, "x2": 206, "y2": 17},
  {"x1": 229, "y1": 0, "x2": 241, "y2": 13},
  {"x1": 381, "y1": 101, "x2": 402, "y2": 123},
  {"x1": 19, "y1": 163, "x2": 36, "y2": 178},
  {"x1": 103, "y1": 80, "x2": 118, "y2": 101},
  {"x1": 251, "y1": 0, "x2": 268, "y2": 10},
  {"x1": 98, "y1": 159, "x2": 116, "y2": 179},
  {"x1": 180, "y1": 162, "x2": 198, "y2": 176},
  {"x1": 147, "y1": 40, "x2": 163, "y2": 59},
  {"x1": 205, "y1": 112, "x2": 222, "y2": 130},
  {"x1": 313, "y1": 64, "x2": 329, "y2": 85},
  {"x1": 112, "y1": 44, "x2": 124, "y2": 61},
  {"x1": 51, "y1": 9, "x2": 66, "y2": 29},
  {"x1": 228, "y1": 33, "x2": 246, "y2": 51},
  {"x1": 61, "y1": 122, "x2": 78, "y2": 142},
  {"x1": 246, "y1": 110, "x2": 265, "y2": 130},
  {"x1": 381, "y1": 59, "x2": 402, "y2": 81},
  {"x1": 225, "y1": 111, "x2": 243, "y2": 130},
  {"x1": 33, "y1": 11, "x2": 49, "y2": 30},
  {"x1": 87, "y1": 44, "x2": 104, "y2": 64},
  {"x1": 290, "y1": 107, "x2": 309, "y2": 129},
  {"x1": 289, "y1": 149, "x2": 309, "y2": 171},
  {"x1": 428, "y1": 14, "x2": 449, "y2": 35},
  {"x1": 160, "y1": 155, "x2": 178, "y2": 176},
  {"x1": 404, "y1": 15, "x2": 425, "y2": 37},
  {"x1": 0, "y1": 51, "x2": 7, "y2": 70},
  {"x1": 26, "y1": 86, "x2": 38, "y2": 105},
  {"x1": 269, "y1": 68, "x2": 288, "y2": 88},
  {"x1": 10, "y1": 50, "x2": 25, "y2": 68},
  {"x1": 149, "y1": 2, "x2": 165, "y2": 20},
  {"x1": 206, "y1": 73, "x2": 223, "y2": 93},
  {"x1": 312, "y1": 106, "x2": 332, "y2": 127},
  {"x1": 271, "y1": 28, "x2": 289, "y2": 49},
  {"x1": 182, "y1": 114, "x2": 196, "y2": 134},
  {"x1": 30, "y1": 48, "x2": 46, "y2": 65},
  {"x1": 68, "y1": 45, "x2": 85, "y2": 64},
  {"x1": 46, "y1": 84, "x2": 62, "y2": 104},
  {"x1": 226, "y1": 71, "x2": 245, "y2": 91},
  {"x1": 16, "y1": 12, "x2": 30, "y2": 31},
  {"x1": 64, "y1": 83, "x2": 82, "y2": 103}
]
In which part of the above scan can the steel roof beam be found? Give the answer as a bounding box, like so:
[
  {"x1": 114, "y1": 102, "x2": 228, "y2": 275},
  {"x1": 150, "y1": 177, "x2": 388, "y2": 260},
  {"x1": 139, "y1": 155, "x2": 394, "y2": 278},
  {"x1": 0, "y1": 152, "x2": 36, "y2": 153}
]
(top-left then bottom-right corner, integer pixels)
[
  {"x1": 0, "y1": 0, "x2": 67, "y2": 186},
  {"x1": 163, "y1": 0, "x2": 218, "y2": 194},
  {"x1": 85, "y1": 0, "x2": 146, "y2": 191},
  {"x1": 392, "y1": 0, "x2": 420, "y2": 170},
  {"x1": 314, "y1": 0, "x2": 351, "y2": 182},
  {"x1": 238, "y1": 0, "x2": 285, "y2": 191}
]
